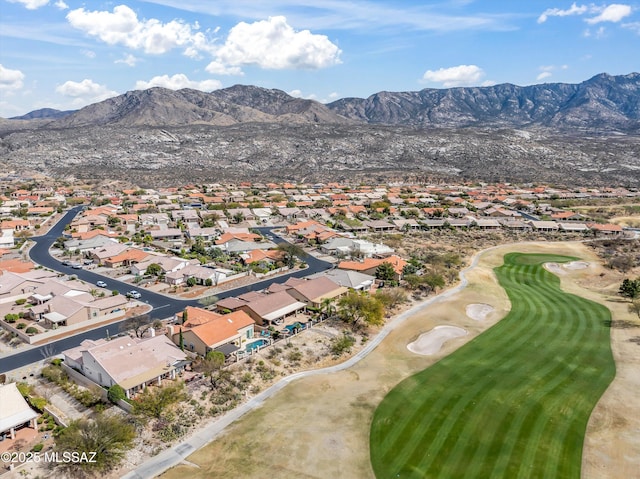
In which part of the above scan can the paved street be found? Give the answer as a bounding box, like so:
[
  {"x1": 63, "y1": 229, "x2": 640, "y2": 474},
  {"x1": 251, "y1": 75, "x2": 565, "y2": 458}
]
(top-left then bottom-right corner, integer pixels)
[{"x1": 0, "y1": 209, "x2": 332, "y2": 374}]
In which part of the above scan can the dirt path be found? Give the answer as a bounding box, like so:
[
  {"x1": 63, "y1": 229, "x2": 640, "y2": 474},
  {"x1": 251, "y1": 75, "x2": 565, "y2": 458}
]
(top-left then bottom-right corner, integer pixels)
[{"x1": 158, "y1": 241, "x2": 638, "y2": 479}]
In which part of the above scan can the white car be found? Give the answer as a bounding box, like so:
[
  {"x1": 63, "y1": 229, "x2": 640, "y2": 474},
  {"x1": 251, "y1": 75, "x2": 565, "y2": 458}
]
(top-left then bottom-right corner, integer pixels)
[
  {"x1": 96, "y1": 281, "x2": 107, "y2": 288},
  {"x1": 127, "y1": 290, "x2": 142, "y2": 299}
]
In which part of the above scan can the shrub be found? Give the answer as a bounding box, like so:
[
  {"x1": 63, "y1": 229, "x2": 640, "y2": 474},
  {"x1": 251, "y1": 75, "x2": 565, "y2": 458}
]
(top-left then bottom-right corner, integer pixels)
[
  {"x1": 108, "y1": 385, "x2": 126, "y2": 404},
  {"x1": 15, "y1": 298, "x2": 27, "y2": 305},
  {"x1": 30, "y1": 397, "x2": 48, "y2": 413},
  {"x1": 32, "y1": 443, "x2": 44, "y2": 452},
  {"x1": 26, "y1": 327, "x2": 38, "y2": 334},
  {"x1": 330, "y1": 333, "x2": 356, "y2": 356},
  {"x1": 16, "y1": 323, "x2": 27, "y2": 329},
  {"x1": 16, "y1": 382, "x2": 32, "y2": 397},
  {"x1": 4, "y1": 313, "x2": 18, "y2": 323},
  {"x1": 41, "y1": 364, "x2": 68, "y2": 384},
  {"x1": 51, "y1": 358, "x2": 63, "y2": 366}
]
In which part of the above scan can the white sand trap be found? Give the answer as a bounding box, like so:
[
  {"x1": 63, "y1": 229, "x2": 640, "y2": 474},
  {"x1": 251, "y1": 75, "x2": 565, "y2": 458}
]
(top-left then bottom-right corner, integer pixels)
[
  {"x1": 407, "y1": 326, "x2": 467, "y2": 355},
  {"x1": 466, "y1": 303, "x2": 494, "y2": 321},
  {"x1": 544, "y1": 262, "x2": 566, "y2": 275},
  {"x1": 564, "y1": 261, "x2": 589, "y2": 270}
]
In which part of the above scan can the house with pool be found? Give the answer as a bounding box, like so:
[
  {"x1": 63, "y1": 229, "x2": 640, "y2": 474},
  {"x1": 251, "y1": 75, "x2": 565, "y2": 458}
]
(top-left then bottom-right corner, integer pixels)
[{"x1": 168, "y1": 306, "x2": 256, "y2": 357}]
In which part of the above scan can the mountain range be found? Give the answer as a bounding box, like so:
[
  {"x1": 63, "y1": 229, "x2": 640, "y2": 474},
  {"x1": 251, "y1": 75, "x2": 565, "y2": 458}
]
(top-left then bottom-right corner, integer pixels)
[
  {"x1": 6, "y1": 72, "x2": 640, "y2": 131},
  {"x1": 1, "y1": 73, "x2": 639, "y2": 186}
]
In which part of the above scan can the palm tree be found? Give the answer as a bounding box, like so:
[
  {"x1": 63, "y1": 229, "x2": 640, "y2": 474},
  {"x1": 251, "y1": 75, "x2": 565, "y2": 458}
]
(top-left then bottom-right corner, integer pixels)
[{"x1": 320, "y1": 297, "x2": 336, "y2": 320}]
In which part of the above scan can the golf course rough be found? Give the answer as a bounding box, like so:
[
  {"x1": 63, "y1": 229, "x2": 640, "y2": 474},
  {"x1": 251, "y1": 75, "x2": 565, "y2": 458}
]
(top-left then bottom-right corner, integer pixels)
[{"x1": 370, "y1": 253, "x2": 616, "y2": 479}]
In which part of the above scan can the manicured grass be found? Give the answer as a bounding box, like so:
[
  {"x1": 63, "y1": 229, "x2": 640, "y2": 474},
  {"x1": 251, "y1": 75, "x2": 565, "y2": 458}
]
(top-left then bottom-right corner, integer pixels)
[{"x1": 370, "y1": 253, "x2": 615, "y2": 479}]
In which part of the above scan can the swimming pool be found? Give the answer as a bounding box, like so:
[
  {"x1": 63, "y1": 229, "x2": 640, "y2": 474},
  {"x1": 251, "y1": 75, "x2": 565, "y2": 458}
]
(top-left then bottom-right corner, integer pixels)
[{"x1": 245, "y1": 338, "x2": 269, "y2": 351}]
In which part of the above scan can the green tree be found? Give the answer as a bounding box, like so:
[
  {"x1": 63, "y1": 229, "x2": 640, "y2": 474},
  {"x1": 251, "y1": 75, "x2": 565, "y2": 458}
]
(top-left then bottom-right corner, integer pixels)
[
  {"x1": 146, "y1": 263, "x2": 162, "y2": 276},
  {"x1": 132, "y1": 381, "x2": 186, "y2": 418},
  {"x1": 375, "y1": 261, "x2": 396, "y2": 282},
  {"x1": 338, "y1": 291, "x2": 384, "y2": 330},
  {"x1": 375, "y1": 288, "x2": 408, "y2": 308},
  {"x1": 107, "y1": 384, "x2": 126, "y2": 404},
  {"x1": 197, "y1": 351, "x2": 230, "y2": 390},
  {"x1": 423, "y1": 272, "x2": 445, "y2": 292},
  {"x1": 186, "y1": 276, "x2": 197, "y2": 287},
  {"x1": 181, "y1": 308, "x2": 188, "y2": 325},
  {"x1": 320, "y1": 297, "x2": 337, "y2": 319},
  {"x1": 629, "y1": 298, "x2": 640, "y2": 319},
  {"x1": 178, "y1": 329, "x2": 185, "y2": 351},
  {"x1": 276, "y1": 242, "x2": 307, "y2": 269},
  {"x1": 119, "y1": 314, "x2": 153, "y2": 338},
  {"x1": 54, "y1": 414, "x2": 135, "y2": 475},
  {"x1": 619, "y1": 278, "x2": 640, "y2": 300}
]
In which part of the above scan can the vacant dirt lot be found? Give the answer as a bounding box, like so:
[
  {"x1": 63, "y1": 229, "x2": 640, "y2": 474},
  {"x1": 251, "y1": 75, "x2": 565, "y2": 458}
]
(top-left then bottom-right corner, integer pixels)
[{"x1": 161, "y1": 241, "x2": 639, "y2": 479}]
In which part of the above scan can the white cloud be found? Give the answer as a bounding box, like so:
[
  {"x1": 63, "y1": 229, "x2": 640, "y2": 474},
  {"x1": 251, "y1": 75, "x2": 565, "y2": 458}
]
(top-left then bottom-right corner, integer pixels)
[
  {"x1": 288, "y1": 89, "x2": 340, "y2": 103},
  {"x1": 81, "y1": 50, "x2": 96, "y2": 59},
  {"x1": 54, "y1": 0, "x2": 67, "y2": 9},
  {"x1": 622, "y1": 21, "x2": 640, "y2": 33},
  {"x1": 421, "y1": 65, "x2": 486, "y2": 87},
  {"x1": 584, "y1": 26, "x2": 608, "y2": 38},
  {"x1": 0, "y1": 65, "x2": 25, "y2": 90},
  {"x1": 55, "y1": 79, "x2": 118, "y2": 107},
  {"x1": 66, "y1": 5, "x2": 215, "y2": 56},
  {"x1": 134, "y1": 74, "x2": 221, "y2": 91},
  {"x1": 205, "y1": 61, "x2": 244, "y2": 76},
  {"x1": 537, "y1": 3, "x2": 588, "y2": 23},
  {"x1": 214, "y1": 16, "x2": 342, "y2": 70},
  {"x1": 115, "y1": 54, "x2": 139, "y2": 67},
  {"x1": 136, "y1": 0, "x2": 514, "y2": 33},
  {"x1": 536, "y1": 64, "x2": 569, "y2": 80},
  {"x1": 586, "y1": 4, "x2": 632, "y2": 24},
  {"x1": 7, "y1": 0, "x2": 49, "y2": 10},
  {"x1": 56, "y1": 79, "x2": 116, "y2": 98},
  {"x1": 538, "y1": 3, "x2": 632, "y2": 25}
]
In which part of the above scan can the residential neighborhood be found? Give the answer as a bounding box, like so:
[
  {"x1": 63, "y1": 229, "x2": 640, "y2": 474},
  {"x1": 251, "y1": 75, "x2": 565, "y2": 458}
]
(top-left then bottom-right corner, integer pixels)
[{"x1": 0, "y1": 175, "x2": 638, "y2": 477}]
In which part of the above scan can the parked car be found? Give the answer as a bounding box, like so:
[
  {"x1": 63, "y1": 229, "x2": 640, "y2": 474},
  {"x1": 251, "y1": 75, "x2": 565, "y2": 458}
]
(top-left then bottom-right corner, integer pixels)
[
  {"x1": 61, "y1": 260, "x2": 72, "y2": 266},
  {"x1": 71, "y1": 263, "x2": 83, "y2": 269},
  {"x1": 127, "y1": 290, "x2": 141, "y2": 299},
  {"x1": 96, "y1": 281, "x2": 107, "y2": 288}
]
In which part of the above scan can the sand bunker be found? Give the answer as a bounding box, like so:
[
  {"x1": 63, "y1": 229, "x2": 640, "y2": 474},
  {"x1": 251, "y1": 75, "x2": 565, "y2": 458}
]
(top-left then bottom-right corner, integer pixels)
[
  {"x1": 544, "y1": 263, "x2": 566, "y2": 275},
  {"x1": 545, "y1": 261, "x2": 590, "y2": 274},
  {"x1": 466, "y1": 303, "x2": 494, "y2": 321},
  {"x1": 564, "y1": 261, "x2": 589, "y2": 270},
  {"x1": 407, "y1": 326, "x2": 467, "y2": 355}
]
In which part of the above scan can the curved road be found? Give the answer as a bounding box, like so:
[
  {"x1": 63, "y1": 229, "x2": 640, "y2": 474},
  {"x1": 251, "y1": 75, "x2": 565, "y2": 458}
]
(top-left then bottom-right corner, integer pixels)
[{"x1": 0, "y1": 210, "x2": 332, "y2": 374}]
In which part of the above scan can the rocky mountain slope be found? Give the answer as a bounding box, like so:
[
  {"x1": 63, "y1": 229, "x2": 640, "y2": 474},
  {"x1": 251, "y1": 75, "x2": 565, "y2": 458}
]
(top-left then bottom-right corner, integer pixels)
[
  {"x1": 10, "y1": 108, "x2": 74, "y2": 120},
  {"x1": 327, "y1": 73, "x2": 640, "y2": 131},
  {"x1": 1, "y1": 73, "x2": 638, "y2": 186}
]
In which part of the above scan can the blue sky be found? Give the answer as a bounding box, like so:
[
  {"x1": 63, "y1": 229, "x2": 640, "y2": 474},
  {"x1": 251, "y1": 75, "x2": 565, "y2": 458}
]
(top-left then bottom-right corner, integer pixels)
[{"x1": 1, "y1": 1, "x2": 639, "y2": 117}]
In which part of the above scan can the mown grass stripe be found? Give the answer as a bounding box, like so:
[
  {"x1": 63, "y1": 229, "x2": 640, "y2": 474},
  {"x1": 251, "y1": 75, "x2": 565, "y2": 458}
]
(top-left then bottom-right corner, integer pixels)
[
  {"x1": 378, "y1": 282, "x2": 545, "y2": 469},
  {"x1": 370, "y1": 253, "x2": 615, "y2": 479}
]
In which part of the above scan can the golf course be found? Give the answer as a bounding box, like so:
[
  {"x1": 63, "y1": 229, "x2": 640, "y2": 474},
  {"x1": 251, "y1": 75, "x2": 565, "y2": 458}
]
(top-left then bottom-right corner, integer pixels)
[{"x1": 370, "y1": 253, "x2": 616, "y2": 479}]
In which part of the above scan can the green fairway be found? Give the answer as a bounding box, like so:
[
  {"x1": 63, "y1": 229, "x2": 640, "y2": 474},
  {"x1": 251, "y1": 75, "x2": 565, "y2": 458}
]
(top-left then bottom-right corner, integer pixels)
[{"x1": 370, "y1": 253, "x2": 616, "y2": 479}]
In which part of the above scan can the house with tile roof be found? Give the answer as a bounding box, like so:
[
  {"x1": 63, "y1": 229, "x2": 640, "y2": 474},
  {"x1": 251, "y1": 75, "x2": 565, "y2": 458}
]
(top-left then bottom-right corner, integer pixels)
[
  {"x1": 338, "y1": 255, "x2": 408, "y2": 281},
  {"x1": 216, "y1": 290, "x2": 306, "y2": 326},
  {"x1": 280, "y1": 276, "x2": 348, "y2": 307},
  {"x1": 168, "y1": 307, "x2": 255, "y2": 357},
  {"x1": 62, "y1": 335, "x2": 188, "y2": 399}
]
